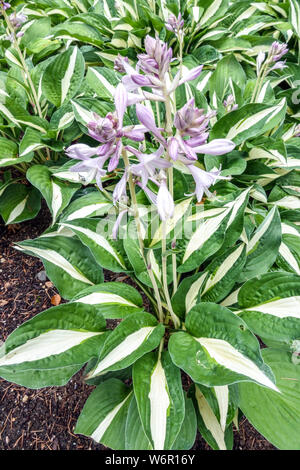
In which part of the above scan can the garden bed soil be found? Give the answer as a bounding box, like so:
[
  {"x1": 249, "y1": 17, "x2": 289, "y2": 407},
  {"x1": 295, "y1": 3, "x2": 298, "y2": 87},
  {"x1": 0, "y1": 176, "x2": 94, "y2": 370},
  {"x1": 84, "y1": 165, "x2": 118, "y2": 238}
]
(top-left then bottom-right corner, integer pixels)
[{"x1": 0, "y1": 206, "x2": 275, "y2": 450}]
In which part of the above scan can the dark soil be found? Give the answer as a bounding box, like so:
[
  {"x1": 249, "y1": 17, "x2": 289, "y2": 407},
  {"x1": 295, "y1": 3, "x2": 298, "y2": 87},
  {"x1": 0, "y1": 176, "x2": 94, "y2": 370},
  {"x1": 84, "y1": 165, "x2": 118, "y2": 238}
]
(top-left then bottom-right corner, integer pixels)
[{"x1": 0, "y1": 205, "x2": 275, "y2": 451}]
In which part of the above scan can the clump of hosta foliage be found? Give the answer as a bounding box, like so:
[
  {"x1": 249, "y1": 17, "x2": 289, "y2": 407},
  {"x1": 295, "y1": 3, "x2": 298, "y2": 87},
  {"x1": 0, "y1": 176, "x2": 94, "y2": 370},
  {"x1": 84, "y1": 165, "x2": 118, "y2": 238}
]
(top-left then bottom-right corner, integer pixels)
[{"x1": 1, "y1": 0, "x2": 300, "y2": 452}]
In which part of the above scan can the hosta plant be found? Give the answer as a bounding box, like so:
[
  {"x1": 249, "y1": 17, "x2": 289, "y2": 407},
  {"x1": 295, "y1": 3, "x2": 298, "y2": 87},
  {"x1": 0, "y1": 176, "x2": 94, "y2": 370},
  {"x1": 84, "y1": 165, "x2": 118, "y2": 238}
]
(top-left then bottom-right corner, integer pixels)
[{"x1": 1, "y1": 5, "x2": 300, "y2": 452}]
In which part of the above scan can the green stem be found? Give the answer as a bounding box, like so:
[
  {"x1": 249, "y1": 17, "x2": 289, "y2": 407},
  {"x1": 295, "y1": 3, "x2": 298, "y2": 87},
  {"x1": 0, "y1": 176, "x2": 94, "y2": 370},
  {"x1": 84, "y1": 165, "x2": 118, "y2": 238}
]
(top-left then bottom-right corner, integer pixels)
[
  {"x1": 122, "y1": 149, "x2": 164, "y2": 322},
  {"x1": 2, "y1": 7, "x2": 51, "y2": 160},
  {"x1": 161, "y1": 221, "x2": 180, "y2": 329}
]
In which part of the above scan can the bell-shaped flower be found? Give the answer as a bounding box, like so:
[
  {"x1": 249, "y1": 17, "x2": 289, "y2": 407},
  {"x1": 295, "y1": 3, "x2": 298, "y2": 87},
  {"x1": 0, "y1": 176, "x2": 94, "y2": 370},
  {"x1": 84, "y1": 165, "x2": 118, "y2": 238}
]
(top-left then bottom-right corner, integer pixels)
[
  {"x1": 137, "y1": 35, "x2": 173, "y2": 78},
  {"x1": 136, "y1": 104, "x2": 166, "y2": 145},
  {"x1": 188, "y1": 165, "x2": 230, "y2": 202},
  {"x1": 269, "y1": 41, "x2": 288, "y2": 62},
  {"x1": 166, "y1": 13, "x2": 184, "y2": 34},
  {"x1": 86, "y1": 83, "x2": 146, "y2": 171},
  {"x1": 157, "y1": 179, "x2": 175, "y2": 221},
  {"x1": 192, "y1": 139, "x2": 236, "y2": 156},
  {"x1": 127, "y1": 145, "x2": 171, "y2": 188},
  {"x1": 113, "y1": 171, "x2": 128, "y2": 205}
]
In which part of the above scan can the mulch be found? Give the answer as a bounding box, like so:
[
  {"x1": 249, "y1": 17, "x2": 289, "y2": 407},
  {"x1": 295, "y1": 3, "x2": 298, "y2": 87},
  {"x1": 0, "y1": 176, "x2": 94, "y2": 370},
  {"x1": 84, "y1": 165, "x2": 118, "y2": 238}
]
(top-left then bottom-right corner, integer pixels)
[{"x1": 0, "y1": 205, "x2": 275, "y2": 450}]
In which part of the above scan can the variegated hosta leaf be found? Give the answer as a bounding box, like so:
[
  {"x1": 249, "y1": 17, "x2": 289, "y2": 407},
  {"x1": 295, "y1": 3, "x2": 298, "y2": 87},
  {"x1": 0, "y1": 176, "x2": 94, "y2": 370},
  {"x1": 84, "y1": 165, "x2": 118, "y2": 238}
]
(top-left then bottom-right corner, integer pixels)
[
  {"x1": 0, "y1": 98, "x2": 49, "y2": 133},
  {"x1": 27, "y1": 165, "x2": 80, "y2": 224},
  {"x1": 172, "y1": 272, "x2": 208, "y2": 318},
  {"x1": 211, "y1": 99, "x2": 287, "y2": 145},
  {"x1": 133, "y1": 351, "x2": 185, "y2": 450},
  {"x1": 60, "y1": 218, "x2": 128, "y2": 272},
  {"x1": 0, "y1": 137, "x2": 32, "y2": 167},
  {"x1": 19, "y1": 128, "x2": 63, "y2": 158},
  {"x1": 72, "y1": 282, "x2": 143, "y2": 319},
  {"x1": 171, "y1": 394, "x2": 197, "y2": 451},
  {"x1": 289, "y1": 0, "x2": 300, "y2": 38},
  {"x1": 239, "y1": 206, "x2": 281, "y2": 281},
  {"x1": 125, "y1": 392, "x2": 197, "y2": 451},
  {"x1": 60, "y1": 191, "x2": 113, "y2": 221},
  {"x1": 178, "y1": 206, "x2": 231, "y2": 273},
  {"x1": 191, "y1": 384, "x2": 234, "y2": 450},
  {"x1": 125, "y1": 394, "x2": 153, "y2": 450},
  {"x1": 16, "y1": 235, "x2": 103, "y2": 299},
  {"x1": 239, "y1": 348, "x2": 300, "y2": 450},
  {"x1": 0, "y1": 303, "x2": 107, "y2": 388},
  {"x1": 86, "y1": 66, "x2": 120, "y2": 99},
  {"x1": 53, "y1": 21, "x2": 105, "y2": 47},
  {"x1": 41, "y1": 46, "x2": 85, "y2": 107},
  {"x1": 277, "y1": 229, "x2": 300, "y2": 275},
  {"x1": 201, "y1": 244, "x2": 246, "y2": 304},
  {"x1": 0, "y1": 172, "x2": 13, "y2": 197},
  {"x1": 86, "y1": 312, "x2": 165, "y2": 379},
  {"x1": 180, "y1": 188, "x2": 250, "y2": 273},
  {"x1": 222, "y1": 187, "x2": 251, "y2": 248},
  {"x1": 236, "y1": 272, "x2": 300, "y2": 349},
  {"x1": 74, "y1": 379, "x2": 133, "y2": 450},
  {"x1": 0, "y1": 184, "x2": 41, "y2": 225},
  {"x1": 169, "y1": 302, "x2": 278, "y2": 390},
  {"x1": 123, "y1": 218, "x2": 162, "y2": 288}
]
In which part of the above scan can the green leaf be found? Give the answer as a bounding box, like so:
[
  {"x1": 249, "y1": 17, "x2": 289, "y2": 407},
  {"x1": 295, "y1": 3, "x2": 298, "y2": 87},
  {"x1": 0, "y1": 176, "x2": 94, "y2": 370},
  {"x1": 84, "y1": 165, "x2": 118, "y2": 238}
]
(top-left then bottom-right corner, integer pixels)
[
  {"x1": 201, "y1": 244, "x2": 246, "y2": 303},
  {"x1": 211, "y1": 99, "x2": 287, "y2": 145},
  {"x1": 42, "y1": 47, "x2": 85, "y2": 107},
  {"x1": 0, "y1": 303, "x2": 107, "y2": 388},
  {"x1": 209, "y1": 54, "x2": 246, "y2": 100},
  {"x1": 27, "y1": 165, "x2": 80, "y2": 224},
  {"x1": 171, "y1": 395, "x2": 197, "y2": 450},
  {"x1": 133, "y1": 350, "x2": 185, "y2": 450},
  {"x1": 125, "y1": 394, "x2": 152, "y2": 450},
  {"x1": 72, "y1": 282, "x2": 144, "y2": 319},
  {"x1": 0, "y1": 184, "x2": 41, "y2": 224},
  {"x1": 60, "y1": 217, "x2": 128, "y2": 272},
  {"x1": 239, "y1": 206, "x2": 281, "y2": 281},
  {"x1": 74, "y1": 379, "x2": 133, "y2": 449},
  {"x1": 178, "y1": 205, "x2": 231, "y2": 272},
  {"x1": 237, "y1": 272, "x2": 300, "y2": 349},
  {"x1": 191, "y1": 384, "x2": 233, "y2": 450},
  {"x1": 86, "y1": 67, "x2": 120, "y2": 99},
  {"x1": 239, "y1": 348, "x2": 300, "y2": 450},
  {"x1": 169, "y1": 302, "x2": 277, "y2": 390},
  {"x1": 86, "y1": 312, "x2": 165, "y2": 379},
  {"x1": 16, "y1": 235, "x2": 103, "y2": 299},
  {"x1": 60, "y1": 191, "x2": 113, "y2": 221}
]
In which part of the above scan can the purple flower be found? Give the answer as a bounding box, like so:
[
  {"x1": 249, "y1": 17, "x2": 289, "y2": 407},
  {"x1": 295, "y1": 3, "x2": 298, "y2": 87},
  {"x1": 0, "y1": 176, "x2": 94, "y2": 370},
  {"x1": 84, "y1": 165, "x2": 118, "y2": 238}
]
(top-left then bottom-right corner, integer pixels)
[
  {"x1": 87, "y1": 83, "x2": 146, "y2": 171},
  {"x1": 174, "y1": 98, "x2": 212, "y2": 137},
  {"x1": 294, "y1": 124, "x2": 300, "y2": 138},
  {"x1": 166, "y1": 13, "x2": 184, "y2": 34},
  {"x1": 167, "y1": 137, "x2": 179, "y2": 161},
  {"x1": 127, "y1": 145, "x2": 171, "y2": 188},
  {"x1": 136, "y1": 104, "x2": 166, "y2": 145},
  {"x1": 179, "y1": 66, "x2": 203, "y2": 86},
  {"x1": 157, "y1": 179, "x2": 174, "y2": 221},
  {"x1": 269, "y1": 41, "x2": 288, "y2": 62},
  {"x1": 9, "y1": 11, "x2": 27, "y2": 28},
  {"x1": 256, "y1": 51, "x2": 266, "y2": 74},
  {"x1": 223, "y1": 94, "x2": 238, "y2": 112},
  {"x1": 65, "y1": 144, "x2": 110, "y2": 188},
  {"x1": 114, "y1": 54, "x2": 130, "y2": 74},
  {"x1": 1, "y1": 2, "x2": 11, "y2": 10},
  {"x1": 65, "y1": 143, "x2": 101, "y2": 159},
  {"x1": 112, "y1": 210, "x2": 127, "y2": 239},
  {"x1": 137, "y1": 35, "x2": 173, "y2": 78},
  {"x1": 188, "y1": 165, "x2": 229, "y2": 202},
  {"x1": 270, "y1": 61, "x2": 287, "y2": 71},
  {"x1": 113, "y1": 171, "x2": 128, "y2": 205},
  {"x1": 192, "y1": 139, "x2": 236, "y2": 156}
]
